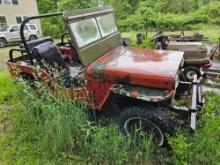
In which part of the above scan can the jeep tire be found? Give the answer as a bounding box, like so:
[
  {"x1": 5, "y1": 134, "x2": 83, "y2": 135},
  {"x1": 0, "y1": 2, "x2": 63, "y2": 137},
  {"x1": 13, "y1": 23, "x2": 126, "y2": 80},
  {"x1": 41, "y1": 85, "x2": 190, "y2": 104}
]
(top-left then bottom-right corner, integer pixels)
[
  {"x1": 0, "y1": 38, "x2": 6, "y2": 48},
  {"x1": 118, "y1": 106, "x2": 173, "y2": 147}
]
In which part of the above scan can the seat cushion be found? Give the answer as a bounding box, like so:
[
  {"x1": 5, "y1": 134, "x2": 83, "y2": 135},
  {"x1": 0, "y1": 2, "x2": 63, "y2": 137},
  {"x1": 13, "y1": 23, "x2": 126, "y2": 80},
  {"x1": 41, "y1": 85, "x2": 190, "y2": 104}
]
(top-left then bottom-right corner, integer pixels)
[
  {"x1": 32, "y1": 41, "x2": 66, "y2": 69},
  {"x1": 20, "y1": 37, "x2": 53, "y2": 51}
]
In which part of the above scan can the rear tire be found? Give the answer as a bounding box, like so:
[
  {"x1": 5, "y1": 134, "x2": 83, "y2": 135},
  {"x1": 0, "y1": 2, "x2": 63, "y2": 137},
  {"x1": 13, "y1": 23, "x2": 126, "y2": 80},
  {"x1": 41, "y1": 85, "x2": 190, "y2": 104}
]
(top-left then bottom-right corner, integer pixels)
[
  {"x1": 0, "y1": 38, "x2": 7, "y2": 48},
  {"x1": 118, "y1": 106, "x2": 173, "y2": 147}
]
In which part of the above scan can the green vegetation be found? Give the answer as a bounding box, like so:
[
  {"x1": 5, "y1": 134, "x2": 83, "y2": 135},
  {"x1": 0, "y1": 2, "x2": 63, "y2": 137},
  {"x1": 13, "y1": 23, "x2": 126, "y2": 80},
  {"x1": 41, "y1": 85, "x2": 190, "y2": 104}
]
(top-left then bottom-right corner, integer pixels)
[
  {"x1": 0, "y1": 70, "x2": 219, "y2": 164},
  {"x1": 0, "y1": 71, "x2": 16, "y2": 104},
  {"x1": 36, "y1": 0, "x2": 220, "y2": 43},
  {"x1": 0, "y1": 1, "x2": 220, "y2": 164},
  {"x1": 168, "y1": 92, "x2": 220, "y2": 164},
  {"x1": 0, "y1": 75, "x2": 153, "y2": 164}
]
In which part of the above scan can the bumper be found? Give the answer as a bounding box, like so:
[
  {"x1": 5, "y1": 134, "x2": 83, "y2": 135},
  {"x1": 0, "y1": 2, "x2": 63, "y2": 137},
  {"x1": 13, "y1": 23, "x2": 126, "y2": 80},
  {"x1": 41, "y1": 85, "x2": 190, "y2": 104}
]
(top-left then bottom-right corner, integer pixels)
[
  {"x1": 171, "y1": 75, "x2": 204, "y2": 131},
  {"x1": 190, "y1": 75, "x2": 204, "y2": 130}
]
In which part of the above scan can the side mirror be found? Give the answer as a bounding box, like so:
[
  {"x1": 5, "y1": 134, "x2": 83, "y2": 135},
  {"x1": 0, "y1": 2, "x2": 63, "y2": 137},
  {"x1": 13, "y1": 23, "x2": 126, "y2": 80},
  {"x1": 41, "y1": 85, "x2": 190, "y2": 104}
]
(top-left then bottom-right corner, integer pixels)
[{"x1": 10, "y1": 29, "x2": 15, "y2": 32}]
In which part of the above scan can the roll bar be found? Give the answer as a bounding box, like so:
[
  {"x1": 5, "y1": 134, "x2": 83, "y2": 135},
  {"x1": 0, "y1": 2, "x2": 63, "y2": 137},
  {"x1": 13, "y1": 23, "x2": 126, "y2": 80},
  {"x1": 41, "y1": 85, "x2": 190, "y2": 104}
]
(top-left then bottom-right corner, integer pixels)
[{"x1": 20, "y1": 12, "x2": 63, "y2": 65}]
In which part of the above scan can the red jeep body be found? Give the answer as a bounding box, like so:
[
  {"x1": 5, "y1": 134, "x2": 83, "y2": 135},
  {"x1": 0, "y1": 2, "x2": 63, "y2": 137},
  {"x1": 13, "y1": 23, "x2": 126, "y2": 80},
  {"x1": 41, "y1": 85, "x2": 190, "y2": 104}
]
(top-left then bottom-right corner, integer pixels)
[
  {"x1": 6, "y1": 6, "x2": 184, "y2": 110},
  {"x1": 85, "y1": 46, "x2": 183, "y2": 109},
  {"x1": 6, "y1": 6, "x2": 203, "y2": 141}
]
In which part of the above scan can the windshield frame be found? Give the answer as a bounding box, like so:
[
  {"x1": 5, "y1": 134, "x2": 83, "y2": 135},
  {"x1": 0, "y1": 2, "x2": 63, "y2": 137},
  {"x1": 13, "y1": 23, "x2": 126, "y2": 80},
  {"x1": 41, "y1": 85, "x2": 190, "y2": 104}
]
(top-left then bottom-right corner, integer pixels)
[{"x1": 65, "y1": 6, "x2": 119, "y2": 49}]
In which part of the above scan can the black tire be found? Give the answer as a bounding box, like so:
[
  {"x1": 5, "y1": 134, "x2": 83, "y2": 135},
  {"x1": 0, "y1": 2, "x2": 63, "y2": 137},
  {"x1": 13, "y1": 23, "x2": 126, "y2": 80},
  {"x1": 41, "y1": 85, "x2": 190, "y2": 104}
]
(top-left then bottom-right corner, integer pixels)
[
  {"x1": 183, "y1": 66, "x2": 201, "y2": 80},
  {"x1": 118, "y1": 106, "x2": 173, "y2": 147},
  {"x1": 29, "y1": 35, "x2": 38, "y2": 41},
  {"x1": 0, "y1": 38, "x2": 7, "y2": 48}
]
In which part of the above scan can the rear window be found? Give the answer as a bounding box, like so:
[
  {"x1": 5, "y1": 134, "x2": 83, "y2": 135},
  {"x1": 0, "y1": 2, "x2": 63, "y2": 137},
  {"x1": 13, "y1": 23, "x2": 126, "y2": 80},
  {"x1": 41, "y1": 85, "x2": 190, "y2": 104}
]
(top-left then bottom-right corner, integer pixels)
[
  {"x1": 29, "y1": 25, "x2": 37, "y2": 30},
  {"x1": 11, "y1": 25, "x2": 19, "y2": 31}
]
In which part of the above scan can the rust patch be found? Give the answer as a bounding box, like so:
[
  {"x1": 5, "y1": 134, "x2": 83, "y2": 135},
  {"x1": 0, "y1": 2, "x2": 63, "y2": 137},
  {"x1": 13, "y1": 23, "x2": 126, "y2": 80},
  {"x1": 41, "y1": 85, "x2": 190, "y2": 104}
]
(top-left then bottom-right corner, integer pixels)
[
  {"x1": 86, "y1": 46, "x2": 183, "y2": 90},
  {"x1": 130, "y1": 90, "x2": 140, "y2": 97}
]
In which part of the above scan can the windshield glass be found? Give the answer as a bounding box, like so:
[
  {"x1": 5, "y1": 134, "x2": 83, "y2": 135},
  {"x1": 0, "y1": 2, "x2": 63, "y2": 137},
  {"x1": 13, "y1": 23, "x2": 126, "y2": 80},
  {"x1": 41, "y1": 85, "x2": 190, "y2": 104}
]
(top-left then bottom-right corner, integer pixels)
[
  {"x1": 0, "y1": 25, "x2": 9, "y2": 32},
  {"x1": 97, "y1": 14, "x2": 117, "y2": 37},
  {"x1": 69, "y1": 14, "x2": 118, "y2": 48},
  {"x1": 70, "y1": 18, "x2": 101, "y2": 48}
]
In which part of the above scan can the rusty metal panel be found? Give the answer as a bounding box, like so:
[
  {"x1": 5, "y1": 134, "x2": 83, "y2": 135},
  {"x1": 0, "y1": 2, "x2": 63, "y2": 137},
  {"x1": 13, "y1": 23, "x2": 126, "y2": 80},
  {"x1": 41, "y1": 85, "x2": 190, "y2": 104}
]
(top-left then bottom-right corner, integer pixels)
[
  {"x1": 86, "y1": 46, "x2": 184, "y2": 90},
  {"x1": 110, "y1": 84, "x2": 174, "y2": 102},
  {"x1": 6, "y1": 61, "x2": 54, "y2": 85}
]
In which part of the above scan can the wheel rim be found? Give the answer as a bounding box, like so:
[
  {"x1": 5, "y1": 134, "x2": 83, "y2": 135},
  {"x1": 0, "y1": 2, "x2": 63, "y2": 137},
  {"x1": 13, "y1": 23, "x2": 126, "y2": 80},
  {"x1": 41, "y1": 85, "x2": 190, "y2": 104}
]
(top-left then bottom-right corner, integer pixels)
[
  {"x1": 124, "y1": 117, "x2": 164, "y2": 146},
  {"x1": 186, "y1": 70, "x2": 197, "y2": 80}
]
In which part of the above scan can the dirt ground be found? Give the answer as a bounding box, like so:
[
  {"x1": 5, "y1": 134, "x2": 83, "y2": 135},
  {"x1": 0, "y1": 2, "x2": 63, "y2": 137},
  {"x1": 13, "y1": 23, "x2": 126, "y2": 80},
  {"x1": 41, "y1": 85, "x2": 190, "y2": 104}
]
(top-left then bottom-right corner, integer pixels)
[{"x1": 0, "y1": 45, "x2": 17, "y2": 72}]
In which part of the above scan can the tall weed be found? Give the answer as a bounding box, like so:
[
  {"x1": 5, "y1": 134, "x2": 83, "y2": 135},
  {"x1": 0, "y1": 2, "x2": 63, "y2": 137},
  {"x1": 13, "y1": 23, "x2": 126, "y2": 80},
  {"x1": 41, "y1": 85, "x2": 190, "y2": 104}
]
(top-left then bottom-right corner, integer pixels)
[
  {"x1": 168, "y1": 92, "x2": 220, "y2": 165},
  {"x1": 1, "y1": 82, "x2": 153, "y2": 164}
]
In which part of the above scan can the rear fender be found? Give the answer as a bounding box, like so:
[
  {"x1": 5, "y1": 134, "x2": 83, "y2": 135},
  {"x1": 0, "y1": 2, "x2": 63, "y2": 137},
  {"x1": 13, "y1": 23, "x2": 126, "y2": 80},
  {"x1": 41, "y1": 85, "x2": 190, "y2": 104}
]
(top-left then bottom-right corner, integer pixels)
[
  {"x1": 110, "y1": 84, "x2": 174, "y2": 103},
  {"x1": 6, "y1": 62, "x2": 53, "y2": 85}
]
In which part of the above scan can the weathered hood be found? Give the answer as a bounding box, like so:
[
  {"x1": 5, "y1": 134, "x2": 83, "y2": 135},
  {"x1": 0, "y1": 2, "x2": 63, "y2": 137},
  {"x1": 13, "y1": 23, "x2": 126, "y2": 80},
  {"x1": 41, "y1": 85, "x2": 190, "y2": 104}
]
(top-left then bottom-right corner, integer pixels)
[{"x1": 85, "y1": 46, "x2": 184, "y2": 90}]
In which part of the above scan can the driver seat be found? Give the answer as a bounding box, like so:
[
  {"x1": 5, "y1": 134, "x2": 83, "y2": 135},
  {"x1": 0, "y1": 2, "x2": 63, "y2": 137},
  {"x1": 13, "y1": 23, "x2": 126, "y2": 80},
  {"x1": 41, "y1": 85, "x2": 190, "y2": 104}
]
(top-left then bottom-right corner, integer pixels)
[
  {"x1": 31, "y1": 41, "x2": 85, "y2": 87},
  {"x1": 32, "y1": 41, "x2": 66, "y2": 69}
]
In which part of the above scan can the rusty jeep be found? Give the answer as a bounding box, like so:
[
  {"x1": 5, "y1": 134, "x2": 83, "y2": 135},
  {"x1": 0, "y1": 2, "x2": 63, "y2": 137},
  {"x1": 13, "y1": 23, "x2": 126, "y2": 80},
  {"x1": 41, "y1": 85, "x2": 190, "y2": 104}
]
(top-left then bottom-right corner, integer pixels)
[{"x1": 6, "y1": 6, "x2": 204, "y2": 146}]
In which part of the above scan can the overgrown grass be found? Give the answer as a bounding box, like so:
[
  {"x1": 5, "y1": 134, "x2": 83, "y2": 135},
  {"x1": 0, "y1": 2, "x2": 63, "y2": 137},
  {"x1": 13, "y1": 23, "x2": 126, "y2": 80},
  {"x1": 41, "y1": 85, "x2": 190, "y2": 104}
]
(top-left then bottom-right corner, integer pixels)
[
  {"x1": 0, "y1": 71, "x2": 17, "y2": 104},
  {"x1": 0, "y1": 75, "x2": 153, "y2": 164},
  {"x1": 167, "y1": 92, "x2": 220, "y2": 164},
  {"x1": 0, "y1": 73, "x2": 219, "y2": 164}
]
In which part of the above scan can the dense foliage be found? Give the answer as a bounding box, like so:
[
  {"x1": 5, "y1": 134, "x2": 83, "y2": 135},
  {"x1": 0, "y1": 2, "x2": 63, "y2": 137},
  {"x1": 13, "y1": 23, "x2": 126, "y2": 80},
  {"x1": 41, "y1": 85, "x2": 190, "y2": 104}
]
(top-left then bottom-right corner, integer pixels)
[
  {"x1": 112, "y1": 0, "x2": 220, "y2": 32},
  {"x1": 0, "y1": 72, "x2": 219, "y2": 164},
  {"x1": 36, "y1": 0, "x2": 220, "y2": 37}
]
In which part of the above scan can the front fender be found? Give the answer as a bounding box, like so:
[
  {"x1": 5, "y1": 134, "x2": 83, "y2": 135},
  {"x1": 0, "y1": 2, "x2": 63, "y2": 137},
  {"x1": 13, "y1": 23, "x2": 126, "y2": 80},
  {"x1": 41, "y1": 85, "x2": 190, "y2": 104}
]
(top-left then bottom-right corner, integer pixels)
[{"x1": 110, "y1": 84, "x2": 174, "y2": 103}]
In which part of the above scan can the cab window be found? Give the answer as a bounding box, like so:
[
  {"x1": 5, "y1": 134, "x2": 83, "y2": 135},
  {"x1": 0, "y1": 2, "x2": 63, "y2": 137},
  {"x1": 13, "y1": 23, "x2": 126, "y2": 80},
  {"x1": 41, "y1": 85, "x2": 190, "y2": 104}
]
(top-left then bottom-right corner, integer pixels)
[
  {"x1": 24, "y1": 25, "x2": 29, "y2": 31},
  {"x1": 10, "y1": 25, "x2": 19, "y2": 31},
  {"x1": 29, "y1": 25, "x2": 37, "y2": 30}
]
